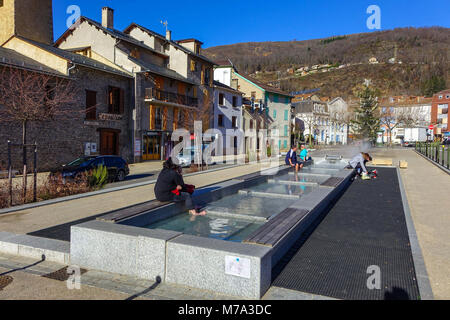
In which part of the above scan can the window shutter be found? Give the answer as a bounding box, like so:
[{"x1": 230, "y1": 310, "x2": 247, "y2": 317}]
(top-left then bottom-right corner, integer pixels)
[
  {"x1": 107, "y1": 86, "x2": 112, "y2": 113},
  {"x1": 201, "y1": 66, "x2": 205, "y2": 85},
  {"x1": 119, "y1": 89, "x2": 125, "y2": 114}
]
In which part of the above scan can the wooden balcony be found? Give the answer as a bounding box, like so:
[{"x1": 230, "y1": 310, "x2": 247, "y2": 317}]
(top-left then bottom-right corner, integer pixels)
[{"x1": 145, "y1": 88, "x2": 198, "y2": 108}]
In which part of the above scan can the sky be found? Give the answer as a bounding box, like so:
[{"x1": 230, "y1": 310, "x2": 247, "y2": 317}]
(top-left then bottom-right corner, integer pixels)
[{"x1": 53, "y1": 0, "x2": 450, "y2": 48}]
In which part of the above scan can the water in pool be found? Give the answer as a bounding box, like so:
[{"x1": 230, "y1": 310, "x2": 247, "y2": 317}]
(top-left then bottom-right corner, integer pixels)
[
  {"x1": 244, "y1": 183, "x2": 317, "y2": 197},
  {"x1": 274, "y1": 173, "x2": 330, "y2": 184},
  {"x1": 145, "y1": 214, "x2": 263, "y2": 242},
  {"x1": 206, "y1": 192, "x2": 296, "y2": 219}
]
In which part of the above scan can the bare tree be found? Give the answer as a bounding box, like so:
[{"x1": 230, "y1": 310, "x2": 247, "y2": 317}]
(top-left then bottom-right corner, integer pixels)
[
  {"x1": 0, "y1": 66, "x2": 79, "y2": 201},
  {"x1": 379, "y1": 106, "x2": 424, "y2": 146},
  {"x1": 300, "y1": 113, "x2": 319, "y2": 147}
]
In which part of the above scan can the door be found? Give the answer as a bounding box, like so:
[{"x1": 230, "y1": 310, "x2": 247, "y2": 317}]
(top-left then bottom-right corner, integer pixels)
[
  {"x1": 177, "y1": 82, "x2": 186, "y2": 105},
  {"x1": 100, "y1": 130, "x2": 119, "y2": 155},
  {"x1": 142, "y1": 135, "x2": 161, "y2": 161},
  {"x1": 154, "y1": 76, "x2": 164, "y2": 100}
]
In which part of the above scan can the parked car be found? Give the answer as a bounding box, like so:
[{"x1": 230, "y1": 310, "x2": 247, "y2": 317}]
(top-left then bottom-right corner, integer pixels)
[
  {"x1": 53, "y1": 155, "x2": 130, "y2": 182},
  {"x1": 175, "y1": 145, "x2": 216, "y2": 167}
]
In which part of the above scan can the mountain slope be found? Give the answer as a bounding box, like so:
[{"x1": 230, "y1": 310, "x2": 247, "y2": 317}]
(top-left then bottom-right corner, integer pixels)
[{"x1": 203, "y1": 27, "x2": 449, "y2": 99}]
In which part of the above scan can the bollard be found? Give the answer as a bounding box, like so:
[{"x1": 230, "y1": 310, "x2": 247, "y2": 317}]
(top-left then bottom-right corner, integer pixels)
[{"x1": 447, "y1": 146, "x2": 449, "y2": 169}]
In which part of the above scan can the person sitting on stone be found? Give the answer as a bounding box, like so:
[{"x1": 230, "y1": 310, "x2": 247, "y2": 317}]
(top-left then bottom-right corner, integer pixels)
[
  {"x1": 285, "y1": 145, "x2": 300, "y2": 172},
  {"x1": 154, "y1": 158, "x2": 206, "y2": 216}
]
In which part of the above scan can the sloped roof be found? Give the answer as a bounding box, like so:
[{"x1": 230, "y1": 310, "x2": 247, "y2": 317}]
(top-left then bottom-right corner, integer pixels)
[
  {"x1": 128, "y1": 56, "x2": 195, "y2": 85},
  {"x1": 55, "y1": 17, "x2": 168, "y2": 59},
  {"x1": 123, "y1": 23, "x2": 216, "y2": 65},
  {"x1": 237, "y1": 72, "x2": 293, "y2": 97},
  {"x1": 213, "y1": 80, "x2": 243, "y2": 94},
  {"x1": 16, "y1": 36, "x2": 133, "y2": 78},
  {"x1": 0, "y1": 47, "x2": 67, "y2": 77}
]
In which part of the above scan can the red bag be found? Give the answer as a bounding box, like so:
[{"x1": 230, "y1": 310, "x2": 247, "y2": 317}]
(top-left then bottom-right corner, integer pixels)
[
  {"x1": 185, "y1": 184, "x2": 195, "y2": 195},
  {"x1": 171, "y1": 189, "x2": 180, "y2": 196}
]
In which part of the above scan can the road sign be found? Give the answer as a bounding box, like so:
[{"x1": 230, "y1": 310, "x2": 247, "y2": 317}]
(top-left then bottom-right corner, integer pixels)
[{"x1": 429, "y1": 125, "x2": 434, "y2": 130}]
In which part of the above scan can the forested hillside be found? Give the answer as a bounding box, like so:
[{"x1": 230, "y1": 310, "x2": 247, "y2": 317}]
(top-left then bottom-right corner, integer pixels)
[{"x1": 203, "y1": 27, "x2": 449, "y2": 99}]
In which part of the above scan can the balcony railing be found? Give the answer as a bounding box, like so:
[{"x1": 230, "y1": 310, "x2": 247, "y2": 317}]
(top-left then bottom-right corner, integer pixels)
[{"x1": 145, "y1": 88, "x2": 198, "y2": 108}]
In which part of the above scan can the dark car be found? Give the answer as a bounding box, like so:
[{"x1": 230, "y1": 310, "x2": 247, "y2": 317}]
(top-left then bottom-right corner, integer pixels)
[{"x1": 55, "y1": 156, "x2": 130, "y2": 182}]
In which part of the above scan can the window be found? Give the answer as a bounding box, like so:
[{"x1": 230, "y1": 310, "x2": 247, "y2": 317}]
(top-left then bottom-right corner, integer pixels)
[
  {"x1": 203, "y1": 67, "x2": 211, "y2": 86},
  {"x1": 219, "y1": 93, "x2": 225, "y2": 106},
  {"x1": 231, "y1": 79, "x2": 238, "y2": 90},
  {"x1": 284, "y1": 125, "x2": 288, "y2": 137},
  {"x1": 284, "y1": 140, "x2": 287, "y2": 149},
  {"x1": 232, "y1": 96, "x2": 238, "y2": 108},
  {"x1": 155, "y1": 107, "x2": 162, "y2": 130},
  {"x1": 218, "y1": 114, "x2": 224, "y2": 127},
  {"x1": 108, "y1": 87, "x2": 124, "y2": 114},
  {"x1": 130, "y1": 48, "x2": 140, "y2": 59},
  {"x1": 190, "y1": 60, "x2": 196, "y2": 72},
  {"x1": 232, "y1": 116, "x2": 237, "y2": 128},
  {"x1": 86, "y1": 90, "x2": 97, "y2": 120},
  {"x1": 284, "y1": 110, "x2": 288, "y2": 121},
  {"x1": 250, "y1": 119, "x2": 254, "y2": 129},
  {"x1": 273, "y1": 110, "x2": 277, "y2": 118}
]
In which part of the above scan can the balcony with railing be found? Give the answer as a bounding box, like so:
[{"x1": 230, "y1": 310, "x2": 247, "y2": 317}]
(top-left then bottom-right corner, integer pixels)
[{"x1": 145, "y1": 88, "x2": 198, "y2": 108}]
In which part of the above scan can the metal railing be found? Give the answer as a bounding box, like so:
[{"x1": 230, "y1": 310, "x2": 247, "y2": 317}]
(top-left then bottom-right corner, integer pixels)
[
  {"x1": 145, "y1": 88, "x2": 198, "y2": 108},
  {"x1": 415, "y1": 142, "x2": 450, "y2": 170}
]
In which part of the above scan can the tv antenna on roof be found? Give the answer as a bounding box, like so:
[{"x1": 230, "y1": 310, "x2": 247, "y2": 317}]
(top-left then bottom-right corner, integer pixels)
[{"x1": 160, "y1": 20, "x2": 168, "y2": 32}]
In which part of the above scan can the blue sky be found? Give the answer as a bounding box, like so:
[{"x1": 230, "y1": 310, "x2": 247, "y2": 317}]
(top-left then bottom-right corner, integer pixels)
[{"x1": 53, "y1": 0, "x2": 450, "y2": 48}]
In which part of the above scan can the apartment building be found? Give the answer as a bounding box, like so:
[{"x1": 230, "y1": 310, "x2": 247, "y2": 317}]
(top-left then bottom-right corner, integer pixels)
[
  {"x1": 431, "y1": 89, "x2": 450, "y2": 139},
  {"x1": 214, "y1": 61, "x2": 292, "y2": 154}
]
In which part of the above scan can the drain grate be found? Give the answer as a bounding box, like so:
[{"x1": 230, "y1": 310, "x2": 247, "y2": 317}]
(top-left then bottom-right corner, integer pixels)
[
  {"x1": 42, "y1": 266, "x2": 87, "y2": 281},
  {"x1": 320, "y1": 177, "x2": 344, "y2": 187},
  {"x1": 0, "y1": 275, "x2": 13, "y2": 291}
]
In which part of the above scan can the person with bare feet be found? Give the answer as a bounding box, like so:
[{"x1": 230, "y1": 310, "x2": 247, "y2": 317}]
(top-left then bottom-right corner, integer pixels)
[
  {"x1": 154, "y1": 158, "x2": 206, "y2": 216},
  {"x1": 285, "y1": 145, "x2": 300, "y2": 172}
]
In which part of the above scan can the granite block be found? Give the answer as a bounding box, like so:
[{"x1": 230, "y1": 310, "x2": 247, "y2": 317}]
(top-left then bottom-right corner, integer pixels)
[{"x1": 166, "y1": 234, "x2": 272, "y2": 299}]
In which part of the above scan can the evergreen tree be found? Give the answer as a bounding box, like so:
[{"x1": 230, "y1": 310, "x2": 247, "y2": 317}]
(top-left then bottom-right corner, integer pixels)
[
  {"x1": 421, "y1": 75, "x2": 446, "y2": 97},
  {"x1": 351, "y1": 83, "x2": 381, "y2": 145}
]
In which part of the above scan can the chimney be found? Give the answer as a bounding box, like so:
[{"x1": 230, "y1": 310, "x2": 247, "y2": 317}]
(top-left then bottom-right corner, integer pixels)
[
  {"x1": 102, "y1": 7, "x2": 114, "y2": 29},
  {"x1": 166, "y1": 30, "x2": 172, "y2": 41}
]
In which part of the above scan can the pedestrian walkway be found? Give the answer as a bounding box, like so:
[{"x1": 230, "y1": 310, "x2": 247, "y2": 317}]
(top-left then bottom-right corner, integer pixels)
[
  {"x1": 369, "y1": 148, "x2": 450, "y2": 300},
  {"x1": 0, "y1": 162, "x2": 273, "y2": 235}
]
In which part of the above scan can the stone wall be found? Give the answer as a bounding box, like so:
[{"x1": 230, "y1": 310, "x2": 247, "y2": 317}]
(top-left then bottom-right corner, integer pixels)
[
  {"x1": 0, "y1": 0, "x2": 54, "y2": 45},
  {"x1": 0, "y1": 65, "x2": 134, "y2": 172}
]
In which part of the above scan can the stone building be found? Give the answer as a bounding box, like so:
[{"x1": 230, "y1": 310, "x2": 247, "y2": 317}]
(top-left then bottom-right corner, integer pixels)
[
  {"x1": 0, "y1": 0, "x2": 53, "y2": 45},
  {"x1": 0, "y1": 44, "x2": 134, "y2": 171},
  {"x1": 0, "y1": 3, "x2": 135, "y2": 171},
  {"x1": 54, "y1": 8, "x2": 216, "y2": 161}
]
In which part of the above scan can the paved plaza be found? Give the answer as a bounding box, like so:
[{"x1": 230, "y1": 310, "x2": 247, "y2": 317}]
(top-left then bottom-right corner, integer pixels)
[{"x1": 0, "y1": 147, "x2": 448, "y2": 300}]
